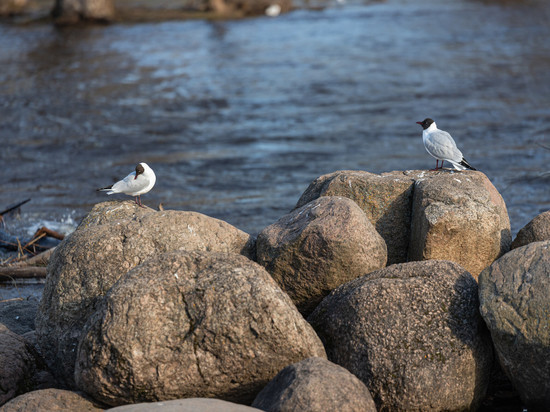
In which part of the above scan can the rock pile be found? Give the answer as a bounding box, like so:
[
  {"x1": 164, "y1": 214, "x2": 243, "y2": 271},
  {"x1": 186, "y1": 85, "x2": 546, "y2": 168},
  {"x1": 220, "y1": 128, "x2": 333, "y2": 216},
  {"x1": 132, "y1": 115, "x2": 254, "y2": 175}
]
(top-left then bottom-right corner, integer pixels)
[
  {"x1": 296, "y1": 170, "x2": 511, "y2": 278},
  {"x1": 1, "y1": 169, "x2": 547, "y2": 411}
]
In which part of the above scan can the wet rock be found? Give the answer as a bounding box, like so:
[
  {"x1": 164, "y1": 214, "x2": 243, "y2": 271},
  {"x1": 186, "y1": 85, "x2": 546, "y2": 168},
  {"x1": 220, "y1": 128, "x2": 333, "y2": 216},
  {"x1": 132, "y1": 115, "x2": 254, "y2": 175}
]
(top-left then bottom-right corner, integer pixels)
[
  {"x1": 52, "y1": 0, "x2": 115, "y2": 24},
  {"x1": 0, "y1": 324, "x2": 48, "y2": 406},
  {"x1": 511, "y1": 210, "x2": 550, "y2": 249},
  {"x1": 75, "y1": 251, "x2": 326, "y2": 406},
  {"x1": 252, "y1": 357, "x2": 376, "y2": 412},
  {"x1": 0, "y1": 388, "x2": 104, "y2": 412},
  {"x1": 76, "y1": 200, "x2": 155, "y2": 231},
  {"x1": 409, "y1": 171, "x2": 511, "y2": 278},
  {"x1": 36, "y1": 206, "x2": 255, "y2": 387},
  {"x1": 105, "y1": 398, "x2": 262, "y2": 411},
  {"x1": 256, "y1": 196, "x2": 387, "y2": 316},
  {"x1": 479, "y1": 241, "x2": 550, "y2": 410},
  {"x1": 308, "y1": 260, "x2": 493, "y2": 411},
  {"x1": 295, "y1": 170, "x2": 416, "y2": 265},
  {"x1": 0, "y1": 297, "x2": 38, "y2": 335}
]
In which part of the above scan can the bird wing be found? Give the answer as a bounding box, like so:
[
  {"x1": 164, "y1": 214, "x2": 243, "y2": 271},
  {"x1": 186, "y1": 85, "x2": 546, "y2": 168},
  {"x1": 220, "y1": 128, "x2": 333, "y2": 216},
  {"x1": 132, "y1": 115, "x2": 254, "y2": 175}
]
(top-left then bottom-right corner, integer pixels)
[
  {"x1": 425, "y1": 130, "x2": 463, "y2": 162},
  {"x1": 110, "y1": 172, "x2": 149, "y2": 195}
]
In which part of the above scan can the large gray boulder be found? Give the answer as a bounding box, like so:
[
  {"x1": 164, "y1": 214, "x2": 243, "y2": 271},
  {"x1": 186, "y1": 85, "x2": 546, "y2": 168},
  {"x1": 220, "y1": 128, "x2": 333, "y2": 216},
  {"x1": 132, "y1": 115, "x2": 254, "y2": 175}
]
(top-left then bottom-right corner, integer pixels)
[
  {"x1": 252, "y1": 357, "x2": 376, "y2": 412},
  {"x1": 511, "y1": 210, "x2": 550, "y2": 249},
  {"x1": 36, "y1": 205, "x2": 255, "y2": 387},
  {"x1": 0, "y1": 389, "x2": 103, "y2": 412},
  {"x1": 479, "y1": 241, "x2": 550, "y2": 410},
  {"x1": 0, "y1": 324, "x2": 48, "y2": 406},
  {"x1": 409, "y1": 171, "x2": 511, "y2": 278},
  {"x1": 256, "y1": 196, "x2": 387, "y2": 316},
  {"x1": 75, "y1": 251, "x2": 326, "y2": 406},
  {"x1": 308, "y1": 260, "x2": 493, "y2": 411},
  {"x1": 295, "y1": 170, "x2": 415, "y2": 264},
  {"x1": 106, "y1": 398, "x2": 262, "y2": 412}
]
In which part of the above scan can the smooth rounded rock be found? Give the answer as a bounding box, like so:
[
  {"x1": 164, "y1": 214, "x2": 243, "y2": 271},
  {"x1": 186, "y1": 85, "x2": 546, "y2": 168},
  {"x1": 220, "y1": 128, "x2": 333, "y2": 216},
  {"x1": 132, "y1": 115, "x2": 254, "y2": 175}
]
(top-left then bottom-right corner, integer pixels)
[
  {"x1": 0, "y1": 389, "x2": 103, "y2": 412},
  {"x1": 308, "y1": 260, "x2": 493, "y2": 411},
  {"x1": 479, "y1": 241, "x2": 550, "y2": 410},
  {"x1": 37, "y1": 205, "x2": 255, "y2": 387},
  {"x1": 257, "y1": 196, "x2": 387, "y2": 315},
  {"x1": 409, "y1": 170, "x2": 511, "y2": 278},
  {"x1": 105, "y1": 398, "x2": 262, "y2": 412},
  {"x1": 252, "y1": 357, "x2": 376, "y2": 412},
  {"x1": 511, "y1": 210, "x2": 550, "y2": 249},
  {"x1": 75, "y1": 251, "x2": 326, "y2": 406}
]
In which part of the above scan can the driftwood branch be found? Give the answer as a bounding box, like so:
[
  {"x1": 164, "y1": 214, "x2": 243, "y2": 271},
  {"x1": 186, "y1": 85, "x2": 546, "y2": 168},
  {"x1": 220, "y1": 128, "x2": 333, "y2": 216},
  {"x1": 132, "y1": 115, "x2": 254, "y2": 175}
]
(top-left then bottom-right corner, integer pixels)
[
  {"x1": 32, "y1": 226, "x2": 65, "y2": 241},
  {"x1": 0, "y1": 266, "x2": 47, "y2": 280},
  {"x1": 14, "y1": 247, "x2": 56, "y2": 267},
  {"x1": 0, "y1": 199, "x2": 31, "y2": 217}
]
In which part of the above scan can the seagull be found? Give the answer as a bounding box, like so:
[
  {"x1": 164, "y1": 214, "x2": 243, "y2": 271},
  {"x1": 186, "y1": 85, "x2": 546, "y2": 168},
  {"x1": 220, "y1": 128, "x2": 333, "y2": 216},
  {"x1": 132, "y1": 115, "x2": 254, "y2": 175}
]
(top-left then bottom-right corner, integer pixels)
[
  {"x1": 416, "y1": 118, "x2": 476, "y2": 171},
  {"x1": 97, "y1": 163, "x2": 156, "y2": 207}
]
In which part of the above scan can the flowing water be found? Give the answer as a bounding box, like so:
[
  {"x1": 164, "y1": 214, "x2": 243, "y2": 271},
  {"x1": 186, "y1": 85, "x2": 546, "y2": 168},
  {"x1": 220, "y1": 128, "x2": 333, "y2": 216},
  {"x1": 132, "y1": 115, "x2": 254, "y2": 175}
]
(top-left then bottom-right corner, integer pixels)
[{"x1": 1, "y1": 0, "x2": 550, "y2": 281}]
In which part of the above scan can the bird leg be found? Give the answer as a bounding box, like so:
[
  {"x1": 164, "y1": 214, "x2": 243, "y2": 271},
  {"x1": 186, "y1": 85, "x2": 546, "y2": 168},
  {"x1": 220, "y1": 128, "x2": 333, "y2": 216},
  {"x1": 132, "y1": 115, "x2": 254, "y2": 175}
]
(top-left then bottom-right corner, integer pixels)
[
  {"x1": 134, "y1": 196, "x2": 145, "y2": 208},
  {"x1": 430, "y1": 160, "x2": 445, "y2": 171}
]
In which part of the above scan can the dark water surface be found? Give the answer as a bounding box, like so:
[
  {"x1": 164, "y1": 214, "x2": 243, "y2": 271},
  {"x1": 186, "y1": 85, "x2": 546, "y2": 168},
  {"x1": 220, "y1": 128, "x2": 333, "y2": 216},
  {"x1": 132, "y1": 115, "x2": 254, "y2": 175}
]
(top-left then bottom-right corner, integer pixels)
[{"x1": 1, "y1": 0, "x2": 550, "y2": 242}]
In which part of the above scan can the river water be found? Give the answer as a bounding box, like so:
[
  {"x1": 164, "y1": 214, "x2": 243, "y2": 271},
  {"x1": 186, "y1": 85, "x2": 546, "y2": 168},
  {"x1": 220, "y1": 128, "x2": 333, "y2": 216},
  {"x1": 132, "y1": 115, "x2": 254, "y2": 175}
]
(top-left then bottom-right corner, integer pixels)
[{"x1": 1, "y1": 0, "x2": 550, "y2": 245}]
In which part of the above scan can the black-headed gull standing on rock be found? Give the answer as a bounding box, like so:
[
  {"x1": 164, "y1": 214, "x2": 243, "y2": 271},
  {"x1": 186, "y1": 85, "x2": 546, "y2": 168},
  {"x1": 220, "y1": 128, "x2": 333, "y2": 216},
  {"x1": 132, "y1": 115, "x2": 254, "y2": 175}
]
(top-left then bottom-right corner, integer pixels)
[
  {"x1": 416, "y1": 118, "x2": 476, "y2": 171},
  {"x1": 98, "y1": 162, "x2": 156, "y2": 207}
]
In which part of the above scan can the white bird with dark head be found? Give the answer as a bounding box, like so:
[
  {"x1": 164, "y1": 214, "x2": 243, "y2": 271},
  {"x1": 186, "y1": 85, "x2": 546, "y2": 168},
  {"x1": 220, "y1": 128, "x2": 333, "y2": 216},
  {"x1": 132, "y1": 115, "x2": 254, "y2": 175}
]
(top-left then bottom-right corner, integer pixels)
[
  {"x1": 416, "y1": 118, "x2": 476, "y2": 171},
  {"x1": 97, "y1": 162, "x2": 156, "y2": 207}
]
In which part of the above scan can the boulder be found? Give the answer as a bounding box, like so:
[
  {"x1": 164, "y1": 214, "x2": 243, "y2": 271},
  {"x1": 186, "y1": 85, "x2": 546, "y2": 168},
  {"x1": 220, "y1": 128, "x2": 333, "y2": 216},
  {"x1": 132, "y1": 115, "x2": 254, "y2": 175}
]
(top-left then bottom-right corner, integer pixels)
[
  {"x1": 36, "y1": 206, "x2": 255, "y2": 387},
  {"x1": 409, "y1": 171, "x2": 511, "y2": 278},
  {"x1": 75, "y1": 251, "x2": 326, "y2": 406},
  {"x1": 256, "y1": 196, "x2": 387, "y2": 315},
  {"x1": 296, "y1": 170, "x2": 416, "y2": 264},
  {"x1": 251, "y1": 357, "x2": 376, "y2": 412},
  {"x1": 0, "y1": 389, "x2": 103, "y2": 412},
  {"x1": 479, "y1": 241, "x2": 550, "y2": 410},
  {"x1": 76, "y1": 200, "x2": 155, "y2": 231},
  {"x1": 308, "y1": 260, "x2": 493, "y2": 411},
  {"x1": 511, "y1": 210, "x2": 550, "y2": 249},
  {"x1": 0, "y1": 324, "x2": 48, "y2": 406},
  {"x1": 0, "y1": 297, "x2": 38, "y2": 335},
  {"x1": 105, "y1": 398, "x2": 262, "y2": 411}
]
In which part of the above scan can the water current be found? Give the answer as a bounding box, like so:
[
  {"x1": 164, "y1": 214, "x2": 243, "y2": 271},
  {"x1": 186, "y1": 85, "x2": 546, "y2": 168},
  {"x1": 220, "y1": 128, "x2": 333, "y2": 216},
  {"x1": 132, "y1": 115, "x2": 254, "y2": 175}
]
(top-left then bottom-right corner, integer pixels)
[{"x1": 1, "y1": 0, "x2": 549, "y2": 256}]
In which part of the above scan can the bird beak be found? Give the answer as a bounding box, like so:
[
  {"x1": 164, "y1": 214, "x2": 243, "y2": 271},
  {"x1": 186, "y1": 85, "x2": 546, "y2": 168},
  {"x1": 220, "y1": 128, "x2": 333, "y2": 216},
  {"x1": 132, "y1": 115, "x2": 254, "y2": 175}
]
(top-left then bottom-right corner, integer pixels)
[
  {"x1": 416, "y1": 121, "x2": 422, "y2": 125},
  {"x1": 134, "y1": 175, "x2": 138, "y2": 180}
]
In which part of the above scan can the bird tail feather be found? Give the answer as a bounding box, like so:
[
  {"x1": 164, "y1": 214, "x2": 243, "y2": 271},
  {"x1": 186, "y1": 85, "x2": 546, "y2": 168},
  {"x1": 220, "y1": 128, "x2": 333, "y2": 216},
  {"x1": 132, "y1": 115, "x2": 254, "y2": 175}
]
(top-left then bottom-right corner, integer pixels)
[
  {"x1": 459, "y1": 158, "x2": 476, "y2": 171},
  {"x1": 97, "y1": 185, "x2": 114, "y2": 194}
]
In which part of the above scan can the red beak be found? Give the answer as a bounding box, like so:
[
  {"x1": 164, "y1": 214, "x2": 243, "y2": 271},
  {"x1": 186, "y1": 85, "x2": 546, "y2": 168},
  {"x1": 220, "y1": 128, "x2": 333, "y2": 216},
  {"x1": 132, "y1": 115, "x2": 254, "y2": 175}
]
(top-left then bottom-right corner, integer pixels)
[
  {"x1": 134, "y1": 175, "x2": 138, "y2": 180},
  {"x1": 416, "y1": 121, "x2": 422, "y2": 125}
]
